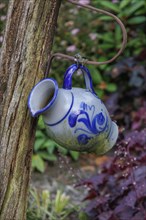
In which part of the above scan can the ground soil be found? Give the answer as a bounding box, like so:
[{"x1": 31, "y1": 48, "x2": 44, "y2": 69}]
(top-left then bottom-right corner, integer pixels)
[{"x1": 31, "y1": 154, "x2": 110, "y2": 207}]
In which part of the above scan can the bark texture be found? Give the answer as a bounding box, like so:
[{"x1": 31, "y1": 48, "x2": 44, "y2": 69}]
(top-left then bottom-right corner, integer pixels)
[{"x1": 0, "y1": 0, "x2": 62, "y2": 219}]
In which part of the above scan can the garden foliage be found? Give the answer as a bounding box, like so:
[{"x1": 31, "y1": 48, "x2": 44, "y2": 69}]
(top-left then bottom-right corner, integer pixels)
[
  {"x1": 78, "y1": 129, "x2": 146, "y2": 219},
  {"x1": 77, "y1": 50, "x2": 146, "y2": 220},
  {"x1": 32, "y1": 117, "x2": 79, "y2": 172},
  {"x1": 27, "y1": 189, "x2": 77, "y2": 220},
  {"x1": 32, "y1": 0, "x2": 146, "y2": 171},
  {"x1": 30, "y1": 0, "x2": 146, "y2": 172}
]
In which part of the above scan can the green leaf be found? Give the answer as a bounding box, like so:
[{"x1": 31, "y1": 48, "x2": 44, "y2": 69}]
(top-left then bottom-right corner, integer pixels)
[
  {"x1": 99, "y1": 1, "x2": 120, "y2": 13},
  {"x1": 135, "y1": 8, "x2": 146, "y2": 15},
  {"x1": 120, "y1": 0, "x2": 131, "y2": 9},
  {"x1": 128, "y1": 16, "x2": 146, "y2": 25},
  {"x1": 42, "y1": 139, "x2": 56, "y2": 153},
  {"x1": 32, "y1": 155, "x2": 45, "y2": 173},
  {"x1": 99, "y1": 15, "x2": 113, "y2": 21},
  {"x1": 115, "y1": 25, "x2": 122, "y2": 43},
  {"x1": 127, "y1": 38, "x2": 141, "y2": 47},
  {"x1": 95, "y1": 89, "x2": 104, "y2": 98},
  {"x1": 35, "y1": 130, "x2": 46, "y2": 139},
  {"x1": 101, "y1": 33, "x2": 114, "y2": 43},
  {"x1": 38, "y1": 152, "x2": 57, "y2": 161},
  {"x1": 69, "y1": 151, "x2": 79, "y2": 161},
  {"x1": 54, "y1": 190, "x2": 70, "y2": 214},
  {"x1": 124, "y1": 1, "x2": 144, "y2": 17},
  {"x1": 34, "y1": 139, "x2": 45, "y2": 151},
  {"x1": 57, "y1": 145, "x2": 68, "y2": 155},
  {"x1": 100, "y1": 43, "x2": 114, "y2": 50},
  {"x1": 89, "y1": 66, "x2": 102, "y2": 84},
  {"x1": 106, "y1": 83, "x2": 117, "y2": 92},
  {"x1": 98, "y1": 63, "x2": 108, "y2": 71},
  {"x1": 46, "y1": 144, "x2": 56, "y2": 154},
  {"x1": 79, "y1": 212, "x2": 89, "y2": 220},
  {"x1": 37, "y1": 152, "x2": 48, "y2": 159},
  {"x1": 46, "y1": 154, "x2": 57, "y2": 161},
  {"x1": 38, "y1": 116, "x2": 45, "y2": 129}
]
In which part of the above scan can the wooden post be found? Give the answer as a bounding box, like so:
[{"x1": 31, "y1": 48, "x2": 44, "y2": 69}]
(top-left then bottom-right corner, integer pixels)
[{"x1": 0, "y1": 0, "x2": 62, "y2": 219}]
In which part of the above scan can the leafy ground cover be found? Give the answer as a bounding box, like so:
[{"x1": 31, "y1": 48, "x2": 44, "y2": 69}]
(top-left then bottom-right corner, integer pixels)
[
  {"x1": 76, "y1": 51, "x2": 146, "y2": 219},
  {"x1": 78, "y1": 129, "x2": 146, "y2": 219},
  {"x1": 29, "y1": 50, "x2": 146, "y2": 219}
]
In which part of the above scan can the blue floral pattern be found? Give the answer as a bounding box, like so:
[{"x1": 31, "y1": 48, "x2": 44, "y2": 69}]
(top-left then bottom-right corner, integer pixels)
[{"x1": 68, "y1": 102, "x2": 108, "y2": 145}]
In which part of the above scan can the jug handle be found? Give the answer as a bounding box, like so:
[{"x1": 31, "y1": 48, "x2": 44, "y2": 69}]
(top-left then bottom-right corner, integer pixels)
[{"x1": 63, "y1": 64, "x2": 96, "y2": 94}]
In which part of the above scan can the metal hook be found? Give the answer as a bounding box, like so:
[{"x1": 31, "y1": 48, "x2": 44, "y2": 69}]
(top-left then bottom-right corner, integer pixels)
[
  {"x1": 45, "y1": 0, "x2": 127, "y2": 77},
  {"x1": 74, "y1": 54, "x2": 88, "y2": 66}
]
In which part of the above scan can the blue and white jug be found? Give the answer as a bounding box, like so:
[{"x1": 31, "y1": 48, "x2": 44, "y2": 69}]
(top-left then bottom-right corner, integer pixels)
[{"x1": 28, "y1": 64, "x2": 118, "y2": 155}]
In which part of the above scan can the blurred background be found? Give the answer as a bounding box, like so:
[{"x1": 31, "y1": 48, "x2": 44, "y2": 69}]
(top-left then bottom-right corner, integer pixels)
[{"x1": 1, "y1": 0, "x2": 146, "y2": 219}]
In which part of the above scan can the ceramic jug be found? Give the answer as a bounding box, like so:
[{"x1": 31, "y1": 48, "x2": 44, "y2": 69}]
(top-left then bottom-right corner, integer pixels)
[{"x1": 28, "y1": 64, "x2": 118, "y2": 155}]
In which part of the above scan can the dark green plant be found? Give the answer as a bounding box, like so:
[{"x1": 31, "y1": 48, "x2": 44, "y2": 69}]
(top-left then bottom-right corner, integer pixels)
[
  {"x1": 93, "y1": 0, "x2": 146, "y2": 56},
  {"x1": 51, "y1": 0, "x2": 146, "y2": 97},
  {"x1": 32, "y1": 117, "x2": 57, "y2": 173},
  {"x1": 32, "y1": 117, "x2": 80, "y2": 173}
]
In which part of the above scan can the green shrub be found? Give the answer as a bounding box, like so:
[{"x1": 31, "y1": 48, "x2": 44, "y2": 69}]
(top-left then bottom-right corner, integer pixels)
[
  {"x1": 32, "y1": 117, "x2": 80, "y2": 173},
  {"x1": 51, "y1": 0, "x2": 146, "y2": 93}
]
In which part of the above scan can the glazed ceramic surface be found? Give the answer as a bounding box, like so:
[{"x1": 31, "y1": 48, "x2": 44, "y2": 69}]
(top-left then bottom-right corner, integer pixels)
[{"x1": 28, "y1": 64, "x2": 118, "y2": 154}]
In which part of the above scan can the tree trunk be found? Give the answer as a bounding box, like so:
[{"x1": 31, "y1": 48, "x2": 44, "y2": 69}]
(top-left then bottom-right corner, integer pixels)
[{"x1": 0, "y1": 0, "x2": 62, "y2": 219}]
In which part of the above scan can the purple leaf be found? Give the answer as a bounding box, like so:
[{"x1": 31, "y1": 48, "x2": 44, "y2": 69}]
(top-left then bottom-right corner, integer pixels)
[{"x1": 98, "y1": 211, "x2": 118, "y2": 220}]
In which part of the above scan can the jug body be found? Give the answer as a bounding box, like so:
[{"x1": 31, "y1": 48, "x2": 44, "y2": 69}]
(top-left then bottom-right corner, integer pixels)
[
  {"x1": 43, "y1": 87, "x2": 118, "y2": 154},
  {"x1": 28, "y1": 64, "x2": 118, "y2": 154}
]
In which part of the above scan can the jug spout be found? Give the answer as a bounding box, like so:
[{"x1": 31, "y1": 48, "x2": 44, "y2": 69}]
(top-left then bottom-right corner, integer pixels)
[{"x1": 28, "y1": 78, "x2": 58, "y2": 117}]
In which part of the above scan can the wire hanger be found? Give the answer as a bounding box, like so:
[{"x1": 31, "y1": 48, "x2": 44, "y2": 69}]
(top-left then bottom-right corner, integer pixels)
[{"x1": 46, "y1": 0, "x2": 127, "y2": 76}]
